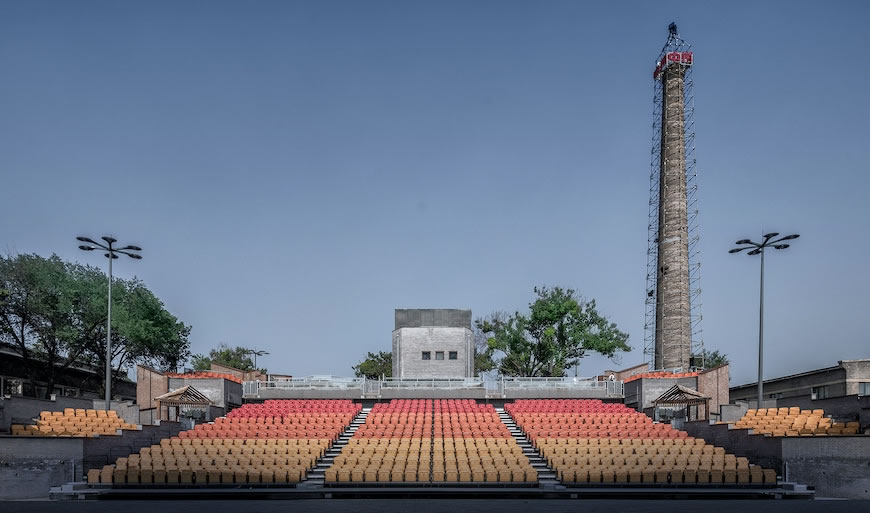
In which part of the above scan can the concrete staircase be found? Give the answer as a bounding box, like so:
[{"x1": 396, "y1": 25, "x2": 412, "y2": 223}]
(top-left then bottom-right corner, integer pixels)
[
  {"x1": 496, "y1": 407, "x2": 561, "y2": 489},
  {"x1": 298, "y1": 407, "x2": 369, "y2": 488}
]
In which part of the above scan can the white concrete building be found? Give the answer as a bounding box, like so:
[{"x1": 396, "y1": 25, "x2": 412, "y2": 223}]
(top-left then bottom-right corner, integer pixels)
[{"x1": 391, "y1": 309, "x2": 474, "y2": 378}]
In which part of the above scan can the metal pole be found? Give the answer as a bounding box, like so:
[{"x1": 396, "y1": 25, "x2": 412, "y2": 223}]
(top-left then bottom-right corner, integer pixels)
[
  {"x1": 757, "y1": 246, "x2": 765, "y2": 409},
  {"x1": 105, "y1": 253, "x2": 112, "y2": 411}
]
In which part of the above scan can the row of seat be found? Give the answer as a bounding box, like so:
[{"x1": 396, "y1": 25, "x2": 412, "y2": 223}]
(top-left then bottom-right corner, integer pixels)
[
  {"x1": 558, "y1": 466, "x2": 776, "y2": 484},
  {"x1": 230, "y1": 399, "x2": 361, "y2": 415},
  {"x1": 731, "y1": 407, "x2": 863, "y2": 436},
  {"x1": 177, "y1": 404, "x2": 354, "y2": 440},
  {"x1": 89, "y1": 400, "x2": 360, "y2": 486},
  {"x1": 214, "y1": 415, "x2": 356, "y2": 424},
  {"x1": 155, "y1": 437, "x2": 324, "y2": 447},
  {"x1": 540, "y1": 437, "x2": 706, "y2": 447},
  {"x1": 11, "y1": 408, "x2": 137, "y2": 437},
  {"x1": 51, "y1": 408, "x2": 120, "y2": 418},
  {"x1": 508, "y1": 399, "x2": 780, "y2": 487},
  {"x1": 150, "y1": 439, "x2": 328, "y2": 456},
  {"x1": 507, "y1": 399, "x2": 636, "y2": 413},
  {"x1": 325, "y1": 399, "x2": 536, "y2": 484},
  {"x1": 325, "y1": 467, "x2": 537, "y2": 483},
  {"x1": 88, "y1": 466, "x2": 308, "y2": 485},
  {"x1": 746, "y1": 407, "x2": 821, "y2": 416}
]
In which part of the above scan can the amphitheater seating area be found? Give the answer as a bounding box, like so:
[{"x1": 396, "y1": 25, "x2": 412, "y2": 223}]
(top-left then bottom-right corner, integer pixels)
[
  {"x1": 11, "y1": 408, "x2": 138, "y2": 437},
  {"x1": 88, "y1": 399, "x2": 360, "y2": 485},
  {"x1": 507, "y1": 399, "x2": 778, "y2": 486},
  {"x1": 732, "y1": 407, "x2": 862, "y2": 436},
  {"x1": 325, "y1": 399, "x2": 536, "y2": 484}
]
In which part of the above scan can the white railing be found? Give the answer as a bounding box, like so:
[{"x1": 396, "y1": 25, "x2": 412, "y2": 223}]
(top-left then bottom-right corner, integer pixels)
[
  {"x1": 244, "y1": 376, "x2": 365, "y2": 396},
  {"x1": 379, "y1": 377, "x2": 484, "y2": 389},
  {"x1": 501, "y1": 376, "x2": 598, "y2": 387},
  {"x1": 501, "y1": 377, "x2": 623, "y2": 396},
  {"x1": 243, "y1": 376, "x2": 624, "y2": 397}
]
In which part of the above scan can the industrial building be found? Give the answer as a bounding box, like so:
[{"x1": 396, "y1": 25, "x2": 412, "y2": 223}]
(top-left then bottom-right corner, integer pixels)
[
  {"x1": 391, "y1": 309, "x2": 475, "y2": 378},
  {"x1": 730, "y1": 359, "x2": 870, "y2": 409}
]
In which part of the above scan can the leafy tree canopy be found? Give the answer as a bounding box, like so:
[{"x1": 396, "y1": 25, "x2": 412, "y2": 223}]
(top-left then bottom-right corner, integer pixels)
[
  {"x1": 482, "y1": 286, "x2": 630, "y2": 377},
  {"x1": 0, "y1": 253, "x2": 191, "y2": 398},
  {"x1": 191, "y1": 343, "x2": 265, "y2": 373},
  {"x1": 473, "y1": 312, "x2": 506, "y2": 377},
  {"x1": 692, "y1": 348, "x2": 729, "y2": 368},
  {"x1": 353, "y1": 351, "x2": 392, "y2": 379}
]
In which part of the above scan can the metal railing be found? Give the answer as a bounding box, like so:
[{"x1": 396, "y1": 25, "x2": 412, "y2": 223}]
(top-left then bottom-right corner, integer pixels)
[
  {"x1": 243, "y1": 376, "x2": 624, "y2": 397},
  {"x1": 379, "y1": 377, "x2": 484, "y2": 389},
  {"x1": 243, "y1": 376, "x2": 365, "y2": 396},
  {"x1": 501, "y1": 377, "x2": 624, "y2": 396},
  {"x1": 501, "y1": 376, "x2": 598, "y2": 387}
]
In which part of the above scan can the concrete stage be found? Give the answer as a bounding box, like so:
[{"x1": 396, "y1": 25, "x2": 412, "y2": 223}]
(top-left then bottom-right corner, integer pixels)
[{"x1": 2, "y1": 499, "x2": 861, "y2": 513}]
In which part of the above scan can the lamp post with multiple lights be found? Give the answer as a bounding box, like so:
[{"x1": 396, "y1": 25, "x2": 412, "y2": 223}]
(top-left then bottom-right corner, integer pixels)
[
  {"x1": 729, "y1": 232, "x2": 799, "y2": 408},
  {"x1": 77, "y1": 236, "x2": 142, "y2": 410},
  {"x1": 244, "y1": 349, "x2": 270, "y2": 370}
]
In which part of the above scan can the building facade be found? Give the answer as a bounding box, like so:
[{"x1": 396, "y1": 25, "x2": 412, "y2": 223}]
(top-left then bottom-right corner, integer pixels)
[
  {"x1": 730, "y1": 359, "x2": 870, "y2": 404},
  {"x1": 392, "y1": 309, "x2": 474, "y2": 378}
]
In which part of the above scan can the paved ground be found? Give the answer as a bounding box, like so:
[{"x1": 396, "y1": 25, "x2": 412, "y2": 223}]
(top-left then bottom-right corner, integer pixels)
[{"x1": 1, "y1": 499, "x2": 861, "y2": 513}]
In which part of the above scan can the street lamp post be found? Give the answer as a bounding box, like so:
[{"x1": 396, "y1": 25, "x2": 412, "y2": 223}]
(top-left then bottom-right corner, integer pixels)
[
  {"x1": 245, "y1": 349, "x2": 270, "y2": 370},
  {"x1": 77, "y1": 236, "x2": 142, "y2": 410},
  {"x1": 729, "y1": 232, "x2": 799, "y2": 409}
]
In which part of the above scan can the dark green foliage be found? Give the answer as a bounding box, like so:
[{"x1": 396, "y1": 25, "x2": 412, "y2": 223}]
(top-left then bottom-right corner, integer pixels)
[
  {"x1": 473, "y1": 312, "x2": 506, "y2": 376},
  {"x1": 483, "y1": 286, "x2": 630, "y2": 377},
  {"x1": 0, "y1": 253, "x2": 191, "y2": 398},
  {"x1": 353, "y1": 351, "x2": 392, "y2": 379},
  {"x1": 191, "y1": 343, "x2": 264, "y2": 373},
  {"x1": 692, "y1": 348, "x2": 729, "y2": 368}
]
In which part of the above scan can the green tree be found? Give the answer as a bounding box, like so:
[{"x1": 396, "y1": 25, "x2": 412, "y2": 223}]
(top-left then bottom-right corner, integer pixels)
[
  {"x1": 191, "y1": 343, "x2": 264, "y2": 373},
  {"x1": 473, "y1": 312, "x2": 506, "y2": 376},
  {"x1": 352, "y1": 351, "x2": 392, "y2": 379},
  {"x1": 0, "y1": 254, "x2": 86, "y2": 397},
  {"x1": 484, "y1": 286, "x2": 630, "y2": 377},
  {"x1": 67, "y1": 263, "x2": 191, "y2": 394},
  {"x1": 692, "y1": 349, "x2": 729, "y2": 368},
  {"x1": 0, "y1": 253, "x2": 191, "y2": 398}
]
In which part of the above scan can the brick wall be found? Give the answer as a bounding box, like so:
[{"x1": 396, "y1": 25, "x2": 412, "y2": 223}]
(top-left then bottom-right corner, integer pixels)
[{"x1": 697, "y1": 364, "x2": 729, "y2": 417}]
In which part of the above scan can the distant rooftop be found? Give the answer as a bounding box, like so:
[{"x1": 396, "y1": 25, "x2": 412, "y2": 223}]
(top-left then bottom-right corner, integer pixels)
[
  {"x1": 166, "y1": 371, "x2": 242, "y2": 384},
  {"x1": 394, "y1": 309, "x2": 472, "y2": 330}
]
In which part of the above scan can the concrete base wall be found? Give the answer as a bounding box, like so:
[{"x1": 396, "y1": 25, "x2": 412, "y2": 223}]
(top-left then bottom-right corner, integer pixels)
[
  {"x1": 682, "y1": 420, "x2": 870, "y2": 499},
  {"x1": 0, "y1": 437, "x2": 84, "y2": 500},
  {"x1": 781, "y1": 436, "x2": 870, "y2": 499},
  {"x1": 719, "y1": 403, "x2": 749, "y2": 423},
  {"x1": 0, "y1": 421, "x2": 183, "y2": 499}
]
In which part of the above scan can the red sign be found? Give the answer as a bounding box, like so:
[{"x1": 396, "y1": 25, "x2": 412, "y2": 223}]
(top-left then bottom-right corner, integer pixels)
[{"x1": 654, "y1": 51, "x2": 693, "y2": 79}]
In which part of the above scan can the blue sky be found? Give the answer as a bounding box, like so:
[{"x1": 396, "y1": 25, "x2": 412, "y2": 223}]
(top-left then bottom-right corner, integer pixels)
[{"x1": 1, "y1": 1, "x2": 868, "y2": 386}]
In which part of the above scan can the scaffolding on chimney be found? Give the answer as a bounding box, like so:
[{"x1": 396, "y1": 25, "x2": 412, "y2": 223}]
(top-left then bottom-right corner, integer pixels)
[{"x1": 644, "y1": 24, "x2": 704, "y2": 370}]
